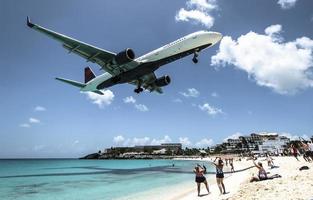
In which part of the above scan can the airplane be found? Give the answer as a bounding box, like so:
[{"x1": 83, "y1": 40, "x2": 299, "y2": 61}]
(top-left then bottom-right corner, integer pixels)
[{"x1": 26, "y1": 17, "x2": 222, "y2": 95}]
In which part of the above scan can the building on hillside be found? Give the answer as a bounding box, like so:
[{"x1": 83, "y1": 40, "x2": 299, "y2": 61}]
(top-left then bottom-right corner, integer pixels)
[
  {"x1": 258, "y1": 136, "x2": 290, "y2": 154},
  {"x1": 217, "y1": 132, "x2": 291, "y2": 154},
  {"x1": 104, "y1": 143, "x2": 182, "y2": 155},
  {"x1": 135, "y1": 143, "x2": 182, "y2": 153}
]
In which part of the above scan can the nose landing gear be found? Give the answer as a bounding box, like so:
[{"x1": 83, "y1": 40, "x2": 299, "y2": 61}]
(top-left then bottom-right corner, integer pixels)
[{"x1": 192, "y1": 51, "x2": 199, "y2": 64}]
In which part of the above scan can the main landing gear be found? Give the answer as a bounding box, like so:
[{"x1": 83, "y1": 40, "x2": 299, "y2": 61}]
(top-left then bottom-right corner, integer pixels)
[
  {"x1": 192, "y1": 51, "x2": 199, "y2": 64},
  {"x1": 134, "y1": 80, "x2": 144, "y2": 94},
  {"x1": 134, "y1": 87, "x2": 144, "y2": 94}
]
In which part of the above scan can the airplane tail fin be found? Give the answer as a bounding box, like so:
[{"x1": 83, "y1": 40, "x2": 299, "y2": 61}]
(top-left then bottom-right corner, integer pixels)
[{"x1": 84, "y1": 67, "x2": 96, "y2": 83}]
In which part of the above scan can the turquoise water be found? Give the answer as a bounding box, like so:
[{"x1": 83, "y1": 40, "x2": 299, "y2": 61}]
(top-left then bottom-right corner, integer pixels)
[{"x1": 0, "y1": 159, "x2": 213, "y2": 200}]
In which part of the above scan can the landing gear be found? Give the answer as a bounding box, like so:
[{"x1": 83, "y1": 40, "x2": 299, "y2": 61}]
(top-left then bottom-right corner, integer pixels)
[
  {"x1": 192, "y1": 51, "x2": 199, "y2": 64},
  {"x1": 134, "y1": 87, "x2": 143, "y2": 94},
  {"x1": 134, "y1": 80, "x2": 144, "y2": 94}
]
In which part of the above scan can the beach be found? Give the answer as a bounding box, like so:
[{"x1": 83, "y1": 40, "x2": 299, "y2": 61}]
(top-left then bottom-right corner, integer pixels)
[
  {"x1": 1, "y1": 157, "x2": 313, "y2": 200},
  {"x1": 176, "y1": 156, "x2": 313, "y2": 200}
]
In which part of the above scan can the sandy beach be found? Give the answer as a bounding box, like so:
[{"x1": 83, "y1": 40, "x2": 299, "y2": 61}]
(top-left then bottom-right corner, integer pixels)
[{"x1": 173, "y1": 156, "x2": 313, "y2": 200}]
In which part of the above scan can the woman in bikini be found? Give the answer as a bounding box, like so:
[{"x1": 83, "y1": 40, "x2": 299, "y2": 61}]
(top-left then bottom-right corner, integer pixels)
[
  {"x1": 193, "y1": 164, "x2": 210, "y2": 196},
  {"x1": 250, "y1": 158, "x2": 281, "y2": 182},
  {"x1": 212, "y1": 157, "x2": 226, "y2": 195}
]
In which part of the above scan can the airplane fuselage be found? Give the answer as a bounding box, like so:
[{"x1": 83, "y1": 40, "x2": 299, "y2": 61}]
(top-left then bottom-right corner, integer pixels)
[{"x1": 82, "y1": 31, "x2": 222, "y2": 91}]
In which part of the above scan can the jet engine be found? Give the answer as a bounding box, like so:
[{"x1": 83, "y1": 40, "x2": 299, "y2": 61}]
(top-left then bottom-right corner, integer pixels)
[
  {"x1": 115, "y1": 48, "x2": 135, "y2": 65},
  {"x1": 155, "y1": 75, "x2": 171, "y2": 87}
]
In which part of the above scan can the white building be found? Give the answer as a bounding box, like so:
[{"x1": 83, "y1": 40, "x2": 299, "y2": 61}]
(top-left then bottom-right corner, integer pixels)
[{"x1": 258, "y1": 136, "x2": 290, "y2": 154}]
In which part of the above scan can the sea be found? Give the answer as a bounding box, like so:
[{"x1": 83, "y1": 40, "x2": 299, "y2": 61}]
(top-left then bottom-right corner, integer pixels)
[{"x1": 0, "y1": 159, "x2": 214, "y2": 200}]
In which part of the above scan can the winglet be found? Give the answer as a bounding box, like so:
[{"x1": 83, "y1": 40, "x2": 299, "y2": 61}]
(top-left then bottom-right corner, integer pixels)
[{"x1": 26, "y1": 16, "x2": 34, "y2": 28}]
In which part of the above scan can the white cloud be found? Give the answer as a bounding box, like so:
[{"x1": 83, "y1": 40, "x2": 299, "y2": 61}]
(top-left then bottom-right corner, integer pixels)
[
  {"x1": 73, "y1": 140, "x2": 79, "y2": 145},
  {"x1": 123, "y1": 137, "x2": 151, "y2": 146},
  {"x1": 113, "y1": 135, "x2": 173, "y2": 147},
  {"x1": 211, "y1": 24, "x2": 313, "y2": 95},
  {"x1": 123, "y1": 96, "x2": 136, "y2": 104},
  {"x1": 29, "y1": 117, "x2": 40, "y2": 123},
  {"x1": 151, "y1": 135, "x2": 172, "y2": 145},
  {"x1": 20, "y1": 123, "x2": 30, "y2": 128},
  {"x1": 176, "y1": 9, "x2": 215, "y2": 28},
  {"x1": 198, "y1": 103, "x2": 223, "y2": 116},
  {"x1": 113, "y1": 135, "x2": 125, "y2": 145},
  {"x1": 179, "y1": 137, "x2": 192, "y2": 146},
  {"x1": 123, "y1": 96, "x2": 149, "y2": 112},
  {"x1": 175, "y1": 0, "x2": 217, "y2": 28},
  {"x1": 85, "y1": 90, "x2": 114, "y2": 108},
  {"x1": 277, "y1": 0, "x2": 298, "y2": 9},
  {"x1": 34, "y1": 106, "x2": 46, "y2": 112},
  {"x1": 188, "y1": 0, "x2": 217, "y2": 10},
  {"x1": 135, "y1": 104, "x2": 149, "y2": 112},
  {"x1": 264, "y1": 24, "x2": 283, "y2": 42},
  {"x1": 223, "y1": 132, "x2": 243, "y2": 142},
  {"x1": 180, "y1": 88, "x2": 200, "y2": 98},
  {"x1": 195, "y1": 138, "x2": 214, "y2": 147}
]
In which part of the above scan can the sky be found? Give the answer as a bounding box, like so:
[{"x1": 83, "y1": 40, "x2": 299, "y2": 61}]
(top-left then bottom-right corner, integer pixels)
[{"x1": 0, "y1": 0, "x2": 313, "y2": 158}]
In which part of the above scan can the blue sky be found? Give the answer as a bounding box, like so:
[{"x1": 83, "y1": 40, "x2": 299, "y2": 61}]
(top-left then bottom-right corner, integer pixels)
[{"x1": 1, "y1": 0, "x2": 313, "y2": 158}]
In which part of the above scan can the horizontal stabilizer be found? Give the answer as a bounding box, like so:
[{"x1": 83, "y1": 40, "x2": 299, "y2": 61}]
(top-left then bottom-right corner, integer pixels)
[
  {"x1": 92, "y1": 90, "x2": 104, "y2": 95},
  {"x1": 55, "y1": 77, "x2": 86, "y2": 88}
]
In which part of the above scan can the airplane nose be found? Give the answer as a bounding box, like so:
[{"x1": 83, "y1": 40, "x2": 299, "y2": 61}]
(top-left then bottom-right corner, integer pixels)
[{"x1": 210, "y1": 32, "x2": 223, "y2": 44}]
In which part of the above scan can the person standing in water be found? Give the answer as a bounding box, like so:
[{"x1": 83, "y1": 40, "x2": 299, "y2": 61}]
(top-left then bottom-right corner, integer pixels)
[
  {"x1": 212, "y1": 157, "x2": 227, "y2": 195},
  {"x1": 193, "y1": 164, "x2": 210, "y2": 196}
]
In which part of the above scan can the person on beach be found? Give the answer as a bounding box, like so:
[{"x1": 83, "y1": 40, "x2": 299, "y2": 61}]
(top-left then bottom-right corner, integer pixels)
[
  {"x1": 212, "y1": 157, "x2": 227, "y2": 195},
  {"x1": 265, "y1": 153, "x2": 274, "y2": 168},
  {"x1": 308, "y1": 141, "x2": 313, "y2": 160},
  {"x1": 193, "y1": 164, "x2": 210, "y2": 196},
  {"x1": 300, "y1": 139, "x2": 313, "y2": 162},
  {"x1": 291, "y1": 144, "x2": 300, "y2": 161},
  {"x1": 229, "y1": 158, "x2": 235, "y2": 173},
  {"x1": 250, "y1": 158, "x2": 281, "y2": 182},
  {"x1": 300, "y1": 141, "x2": 311, "y2": 162}
]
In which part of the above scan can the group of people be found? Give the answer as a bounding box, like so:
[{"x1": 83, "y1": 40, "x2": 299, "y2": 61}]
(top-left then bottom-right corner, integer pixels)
[
  {"x1": 193, "y1": 157, "x2": 228, "y2": 196},
  {"x1": 290, "y1": 139, "x2": 313, "y2": 162},
  {"x1": 193, "y1": 155, "x2": 282, "y2": 196},
  {"x1": 192, "y1": 140, "x2": 313, "y2": 197}
]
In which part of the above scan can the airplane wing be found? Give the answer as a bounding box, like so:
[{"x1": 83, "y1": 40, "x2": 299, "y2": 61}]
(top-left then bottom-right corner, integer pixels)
[
  {"x1": 129, "y1": 73, "x2": 163, "y2": 94},
  {"x1": 27, "y1": 17, "x2": 137, "y2": 75}
]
